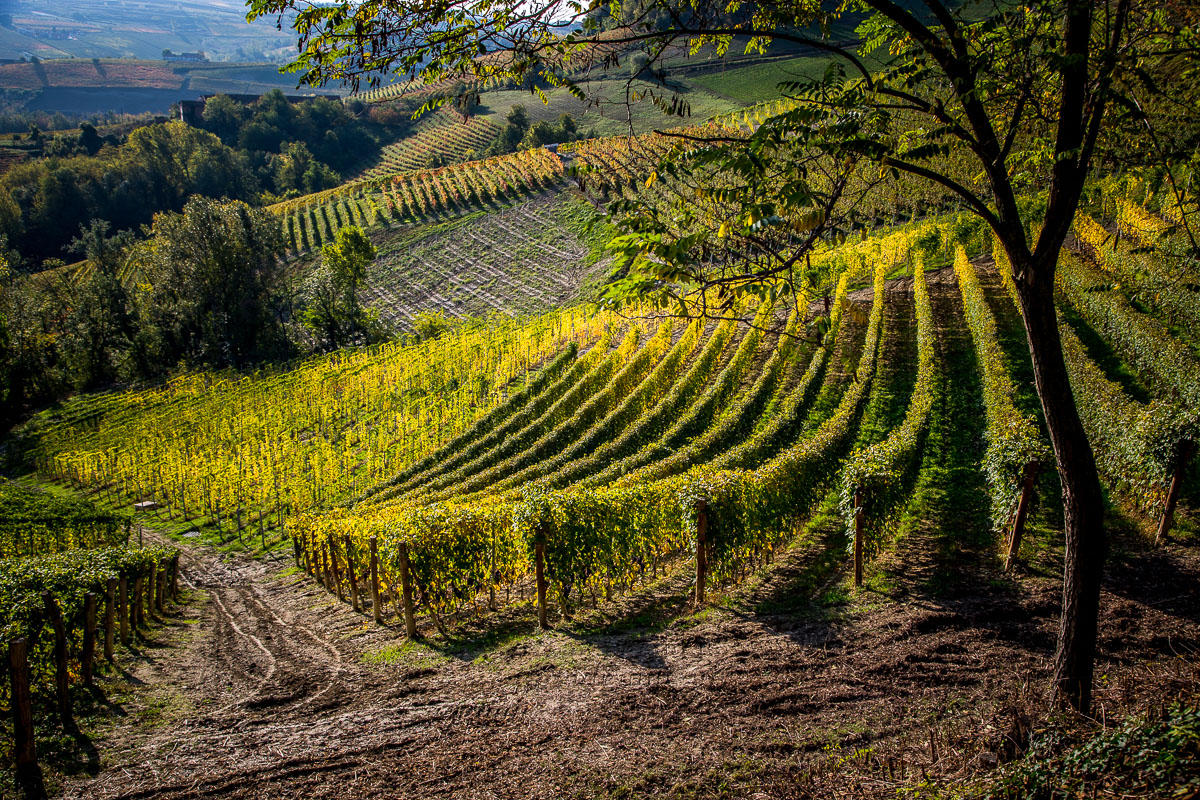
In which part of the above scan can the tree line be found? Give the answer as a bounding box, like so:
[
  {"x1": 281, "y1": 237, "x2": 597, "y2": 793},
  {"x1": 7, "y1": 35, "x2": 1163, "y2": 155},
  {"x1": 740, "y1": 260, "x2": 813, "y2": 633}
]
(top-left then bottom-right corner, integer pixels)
[
  {"x1": 0, "y1": 91, "x2": 395, "y2": 267},
  {"x1": 0, "y1": 198, "x2": 380, "y2": 427}
]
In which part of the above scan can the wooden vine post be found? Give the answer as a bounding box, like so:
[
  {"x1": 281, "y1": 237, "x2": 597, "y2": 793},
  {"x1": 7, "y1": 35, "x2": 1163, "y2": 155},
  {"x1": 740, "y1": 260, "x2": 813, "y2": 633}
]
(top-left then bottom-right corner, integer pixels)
[
  {"x1": 147, "y1": 569, "x2": 157, "y2": 619},
  {"x1": 118, "y1": 576, "x2": 130, "y2": 646},
  {"x1": 292, "y1": 534, "x2": 302, "y2": 568},
  {"x1": 344, "y1": 535, "x2": 360, "y2": 612},
  {"x1": 323, "y1": 541, "x2": 335, "y2": 594},
  {"x1": 397, "y1": 542, "x2": 418, "y2": 639},
  {"x1": 330, "y1": 538, "x2": 345, "y2": 602},
  {"x1": 155, "y1": 566, "x2": 165, "y2": 614},
  {"x1": 488, "y1": 529, "x2": 498, "y2": 612},
  {"x1": 369, "y1": 536, "x2": 382, "y2": 624},
  {"x1": 1005, "y1": 461, "x2": 1039, "y2": 572},
  {"x1": 170, "y1": 554, "x2": 180, "y2": 601},
  {"x1": 853, "y1": 487, "x2": 864, "y2": 588},
  {"x1": 132, "y1": 574, "x2": 144, "y2": 631},
  {"x1": 1156, "y1": 440, "x2": 1195, "y2": 546},
  {"x1": 40, "y1": 591, "x2": 71, "y2": 726},
  {"x1": 535, "y1": 533, "x2": 549, "y2": 630},
  {"x1": 8, "y1": 637, "x2": 45, "y2": 799},
  {"x1": 104, "y1": 578, "x2": 116, "y2": 662},
  {"x1": 82, "y1": 593, "x2": 97, "y2": 687},
  {"x1": 694, "y1": 499, "x2": 708, "y2": 605}
]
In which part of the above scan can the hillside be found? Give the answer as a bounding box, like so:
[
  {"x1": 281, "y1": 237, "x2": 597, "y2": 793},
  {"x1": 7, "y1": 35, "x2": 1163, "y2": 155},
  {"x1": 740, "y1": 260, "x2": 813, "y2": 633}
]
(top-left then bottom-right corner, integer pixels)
[
  {"x1": 356, "y1": 193, "x2": 611, "y2": 330},
  {"x1": 13, "y1": 214, "x2": 1200, "y2": 796},
  {"x1": 0, "y1": 58, "x2": 342, "y2": 116},
  {"x1": 3, "y1": 3, "x2": 1200, "y2": 795}
]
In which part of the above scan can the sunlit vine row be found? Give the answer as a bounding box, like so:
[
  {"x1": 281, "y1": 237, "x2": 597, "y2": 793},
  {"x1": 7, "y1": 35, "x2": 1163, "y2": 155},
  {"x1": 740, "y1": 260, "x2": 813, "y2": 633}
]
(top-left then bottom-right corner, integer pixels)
[{"x1": 25, "y1": 307, "x2": 614, "y2": 539}]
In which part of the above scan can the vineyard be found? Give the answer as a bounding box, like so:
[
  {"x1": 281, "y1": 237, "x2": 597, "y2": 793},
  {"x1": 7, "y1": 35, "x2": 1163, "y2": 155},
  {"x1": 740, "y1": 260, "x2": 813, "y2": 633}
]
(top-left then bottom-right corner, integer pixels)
[
  {"x1": 6, "y1": 163, "x2": 1200, "y2": 800},
  {"x1": 0, "y1": 481, "x2": 178, "y2": 794},
  {"x1": 22, "y1": 305, "x2": 618, "y2": 540},
  {"x1": 360, "y1": 194, "x2": 611, "y2": 330},
  {"x1": 5, "y1": 0, "x2": 1200, "y2": 792},
  {"x1": 24, "y1": 184, "x2": 1198, "y2": 641},
  {"x1": 270, "y1": 147, "x2": 566, "y2": 256},
  {"x1": 354, "y1": 107, "x2": 502, "y2": 180}
]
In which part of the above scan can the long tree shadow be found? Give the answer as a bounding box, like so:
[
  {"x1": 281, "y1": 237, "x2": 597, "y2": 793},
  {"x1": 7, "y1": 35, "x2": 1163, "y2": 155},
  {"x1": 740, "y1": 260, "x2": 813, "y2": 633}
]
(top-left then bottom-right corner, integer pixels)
[{"x1": 894, "y1": 281, "x2": 995, "y2": 596}]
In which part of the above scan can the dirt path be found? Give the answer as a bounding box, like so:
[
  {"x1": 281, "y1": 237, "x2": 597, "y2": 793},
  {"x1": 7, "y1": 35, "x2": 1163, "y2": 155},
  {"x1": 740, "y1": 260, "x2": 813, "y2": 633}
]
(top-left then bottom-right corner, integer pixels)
[{"x1": 60, "y1": 516, "x2": 1200, "y2": 800}]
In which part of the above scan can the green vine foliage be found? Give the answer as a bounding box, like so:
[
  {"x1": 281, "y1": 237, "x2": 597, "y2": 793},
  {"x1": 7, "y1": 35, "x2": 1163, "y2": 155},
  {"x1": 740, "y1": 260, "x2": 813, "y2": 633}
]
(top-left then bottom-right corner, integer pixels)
[
  {"x1": 306, "y1": 237, "x2": 902, "y2": 614},
  {"x1": 535, "y1": 315, "x2": 739, "y2": 492},
  {"x1": 1057, "y1": 251, "x2": 1200, "y2": 407},
  {"x1": 0, "y1": 482, "x2": 132, "y2": 558},
  {"x1": 350, "y1": 342, "x2": 580, "y2": 505},
  {"x1": 472, "y1": 317, "x2": 705, "y2": 499},
  {"x1": 838, "y1": 250, "x2": 936, "y2": 559},
  {"x1": 992, "y1": 233, "x2": 1022, "y2": 309},
  {"x1": 1059, "y1": 323, "x2": 1198, "y2": 513},
  {"x1": 389, "y1": 322, "x2": 641, "y2": 502},
  {"x1": 372, "y1": 335, "x2": 607, "y2": 504},
  {"x1": 707, "y1": 266, "x2": 859, "y2": 472},
  {"x1": 691, "y1": 257, "x2": 891, "y2": 582},
  {"x1": 419, "y1": 320, "x2": 674, "y2": 502},
  {"x1": 953, "y1": 247, "x2": 1051, "y2": 531},
  {"x1": 601, "y1": 300, "x2": 776, "y2": 486},
  {"x1": 0, "y1": 544, "x2": 177, "y2": 704},
  {"x1": 1075, "y1": 212, "x2": 1200, "y2": 344}
]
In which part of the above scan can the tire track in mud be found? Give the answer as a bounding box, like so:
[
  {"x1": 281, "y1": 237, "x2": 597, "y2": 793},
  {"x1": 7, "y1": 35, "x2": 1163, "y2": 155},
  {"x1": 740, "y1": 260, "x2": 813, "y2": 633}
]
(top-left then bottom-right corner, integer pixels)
[
  {"x1": 182, "y1": 539, "x2": 347, "y2": 715},
  {"x1": 62, "y1": 532, "x2": 365, "y2": 800}
]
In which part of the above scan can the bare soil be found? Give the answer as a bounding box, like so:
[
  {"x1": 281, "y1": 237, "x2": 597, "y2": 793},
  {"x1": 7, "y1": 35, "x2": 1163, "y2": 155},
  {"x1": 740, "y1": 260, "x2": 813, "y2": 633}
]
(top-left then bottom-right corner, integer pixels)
[{"x1": 54, "y1": 517, "x2": 1200, "y2": 800}]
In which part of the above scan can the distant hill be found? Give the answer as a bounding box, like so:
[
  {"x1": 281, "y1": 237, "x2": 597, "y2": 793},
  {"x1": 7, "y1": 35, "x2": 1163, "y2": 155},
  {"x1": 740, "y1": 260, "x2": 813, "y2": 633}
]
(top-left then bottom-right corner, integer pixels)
[
  {"x1": 0, "y1": 0, "x2": 297, "y2": 62},
  {"x1": 0, "y1": 58, "x2": 343, "y2": 116}
]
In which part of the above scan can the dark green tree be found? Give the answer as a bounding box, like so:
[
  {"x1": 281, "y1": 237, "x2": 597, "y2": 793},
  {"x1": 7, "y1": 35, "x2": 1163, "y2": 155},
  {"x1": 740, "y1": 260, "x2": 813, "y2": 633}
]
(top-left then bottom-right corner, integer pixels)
[
  {"x1": 132, "y1": 196, "x2": 288, "y2": 371},
  {"x1": 201, "y1": 94, "x2": 250, "y2": 146},
  {"x1": 78, "y1": 122, "x2": 103, "y2": 156},
  {"x1": 301, "y1": 225, "x2": 379, "y2": 349},
  {"x1": 62, "y1": 220, "x2": 135, "y2": 388}
]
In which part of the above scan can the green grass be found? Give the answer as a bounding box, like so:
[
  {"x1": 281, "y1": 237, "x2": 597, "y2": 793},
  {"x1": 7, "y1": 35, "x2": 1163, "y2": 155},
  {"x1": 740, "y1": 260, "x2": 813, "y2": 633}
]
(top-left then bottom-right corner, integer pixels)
[
  {"x1": 361, "y1": 638, "x2": 450, "y2": 667},
  {"x1": 12, "y1": 472, "x2": 293, "y2": 560},
  {"x1": 688, "y1": 54, "x2": 834, "y2": 105},
  {"x1": 977, "y1": 272, "x2": 1065, "y2": 557},
  {"x1": 746, "y1": 490, "x2": 851, "y2": 616},
  {"x1": 474, "y1": 77, "x2": 742, "y2": 136},
  {"x1": 850, "y1": 290, "x2": 918, "y2": 449},
  {"x1": 884, "y1": 288, "x2": 994, "y2": 595}
]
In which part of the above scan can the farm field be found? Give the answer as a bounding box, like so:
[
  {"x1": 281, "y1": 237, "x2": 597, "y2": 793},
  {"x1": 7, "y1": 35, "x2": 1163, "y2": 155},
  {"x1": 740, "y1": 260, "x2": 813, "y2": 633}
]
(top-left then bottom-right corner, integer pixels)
[
  {"x1": 689, "y1": 53, "x2": 847, "y2": 104},
  {"x1": 22, "y1": 191, "x2": 1200, "y2": 645},
  {"x1": 353, "y1": 107, "x2": 501, "y2": 180},
  {"x1": 12, "y1": 197, "x2": 1200, "y2": 796},
  {"x1": 0, "y1": 0, "x2": 296, "y2": 62},
  {"x1": 0, "y1": 57, "x2": 341, "y2": 116},
  {"x1": 356, "y1": 193, "x2": 612, "y2": 330},
  {"x1": 271, "y1": 147, "x2": 568, "y2": 258},
  {"x1": 358, "y1": 73, "x2": 748, "y2": 137},
  {"x1": 474, "y1": 77, "x2": 744, "y2": 137}
]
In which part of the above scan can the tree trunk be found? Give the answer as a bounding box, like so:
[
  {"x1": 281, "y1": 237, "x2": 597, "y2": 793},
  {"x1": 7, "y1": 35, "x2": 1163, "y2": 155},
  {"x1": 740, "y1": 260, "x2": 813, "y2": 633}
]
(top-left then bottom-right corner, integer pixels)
[{"x1": 1015, "y1": 256, "x2": 1107, "y2": 715}]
